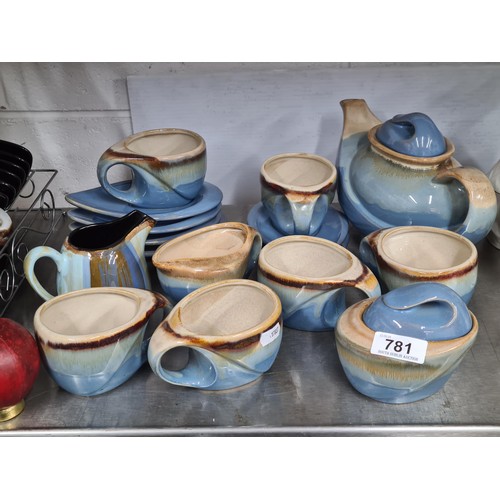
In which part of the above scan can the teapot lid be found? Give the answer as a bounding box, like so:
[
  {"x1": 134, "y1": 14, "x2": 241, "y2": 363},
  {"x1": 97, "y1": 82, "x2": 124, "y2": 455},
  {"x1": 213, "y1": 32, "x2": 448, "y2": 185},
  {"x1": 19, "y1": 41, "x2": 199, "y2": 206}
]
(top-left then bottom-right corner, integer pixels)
[
  {"x1": 362, "y1": 283, "x2": 472, "y2": 341},
  {"x1": 375, "y1": 112, "x2": 447, "y2": 158}
]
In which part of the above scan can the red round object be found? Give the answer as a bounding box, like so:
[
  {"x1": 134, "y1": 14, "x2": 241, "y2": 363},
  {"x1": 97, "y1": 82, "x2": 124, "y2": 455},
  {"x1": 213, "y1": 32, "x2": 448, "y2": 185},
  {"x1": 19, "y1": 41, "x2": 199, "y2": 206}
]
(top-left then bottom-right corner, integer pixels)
[{"x1": 0, "y1": 318, "x2": 40, "y2": 409}]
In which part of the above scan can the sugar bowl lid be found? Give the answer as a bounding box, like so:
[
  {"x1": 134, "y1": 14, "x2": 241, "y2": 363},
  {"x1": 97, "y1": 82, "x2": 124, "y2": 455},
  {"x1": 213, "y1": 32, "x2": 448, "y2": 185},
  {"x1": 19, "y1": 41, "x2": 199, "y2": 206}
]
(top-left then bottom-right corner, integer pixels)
[{"x1": 362, "y1": 283, "x2": 473, "y2": 341}]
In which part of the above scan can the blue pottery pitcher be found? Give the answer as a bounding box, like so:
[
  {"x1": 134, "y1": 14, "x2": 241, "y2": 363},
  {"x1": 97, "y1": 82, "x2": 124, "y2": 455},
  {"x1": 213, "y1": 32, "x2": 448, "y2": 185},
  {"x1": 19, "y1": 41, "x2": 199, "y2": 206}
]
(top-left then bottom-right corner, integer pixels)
[
  {"x1": 337, "y1": 99, "x2": 497, "y2": 243},
  {"x1": 24, "y1": 210, "x2": 155, "y2": 301}
]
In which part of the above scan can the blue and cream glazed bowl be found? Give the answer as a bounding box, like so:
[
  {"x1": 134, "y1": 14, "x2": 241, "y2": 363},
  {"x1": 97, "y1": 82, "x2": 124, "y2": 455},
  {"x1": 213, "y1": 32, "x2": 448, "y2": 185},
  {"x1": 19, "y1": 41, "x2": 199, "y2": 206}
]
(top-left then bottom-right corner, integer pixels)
[
  {"x1": 33, "y1": 287, "x2": 169, "y2": 396},
  {"x1": 335, "y1": 283, "x2": 478, "y2": 404}
]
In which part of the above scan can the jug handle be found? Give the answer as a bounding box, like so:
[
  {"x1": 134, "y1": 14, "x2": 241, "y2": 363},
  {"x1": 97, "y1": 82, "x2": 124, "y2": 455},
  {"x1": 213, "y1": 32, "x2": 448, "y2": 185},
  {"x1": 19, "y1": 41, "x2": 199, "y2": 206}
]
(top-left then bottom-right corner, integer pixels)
[
  {"x1": 23, "y1": 246, "x2": 64, "y2": 301},
  {"x1": 434, "y1": 166, "x2": 497, "y2": 243}
]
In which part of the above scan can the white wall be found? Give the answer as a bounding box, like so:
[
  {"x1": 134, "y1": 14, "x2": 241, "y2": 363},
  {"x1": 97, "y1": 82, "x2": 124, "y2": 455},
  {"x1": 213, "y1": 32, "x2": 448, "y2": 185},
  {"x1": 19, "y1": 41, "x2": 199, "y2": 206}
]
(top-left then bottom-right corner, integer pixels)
[{"x1": 1, "y1": 62, "x2": 499, "y2": 209}]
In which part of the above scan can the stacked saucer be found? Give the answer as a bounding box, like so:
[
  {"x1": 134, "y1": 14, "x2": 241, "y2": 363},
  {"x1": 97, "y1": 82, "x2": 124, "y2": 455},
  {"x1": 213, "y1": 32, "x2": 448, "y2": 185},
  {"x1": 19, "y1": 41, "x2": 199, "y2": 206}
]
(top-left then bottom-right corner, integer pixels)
[
  {"x1": 247, "y1": 152, "x2": 349, "y2": 246},
  {"x1": 65, "y1": 129, "x2": 223, "y2": 257}
]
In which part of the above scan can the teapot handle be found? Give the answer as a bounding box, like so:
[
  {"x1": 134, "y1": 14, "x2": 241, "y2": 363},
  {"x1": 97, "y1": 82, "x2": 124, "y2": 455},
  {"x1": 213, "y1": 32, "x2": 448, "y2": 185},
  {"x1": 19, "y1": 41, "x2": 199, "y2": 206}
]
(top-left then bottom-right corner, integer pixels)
[
  {"x1": 434, "y1": 166, "x2": 497, "y2": 243},
  {"x1": 23, "y1": 246, "x2": 64, "y2": 301}
]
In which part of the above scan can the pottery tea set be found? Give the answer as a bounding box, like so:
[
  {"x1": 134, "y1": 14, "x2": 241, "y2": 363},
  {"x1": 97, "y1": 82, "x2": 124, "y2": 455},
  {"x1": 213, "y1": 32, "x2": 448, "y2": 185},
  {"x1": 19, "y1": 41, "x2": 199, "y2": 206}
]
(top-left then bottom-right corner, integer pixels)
[{"x1": 1, "y1": 98, "x2": 499, "y2": 422}]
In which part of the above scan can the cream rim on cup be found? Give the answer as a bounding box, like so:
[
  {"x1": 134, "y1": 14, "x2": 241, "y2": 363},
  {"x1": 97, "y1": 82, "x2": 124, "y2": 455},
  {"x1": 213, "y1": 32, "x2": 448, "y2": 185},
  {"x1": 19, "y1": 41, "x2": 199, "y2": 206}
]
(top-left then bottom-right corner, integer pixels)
[
  {"x1": 376, "y1": 226, "x2": 477, "y2": 275},
  {"x1": 34, "y1": 287, "x2": 165, "y2": 344},
  {"x1": 152, "y1": 222, "x2": 251, "y2": 267},
  {"x1": 163, "y1": 278, "x2": 281, "y2": 339},
  {"x1": 258, "y1": 235, "x2": 360, "y2": 284},
  {"x1": 124, "y1": 128, "x2": 206, "y2": 160},
  {"x1": 260, "y1": 152, "x2": 337, "y2": 192}
]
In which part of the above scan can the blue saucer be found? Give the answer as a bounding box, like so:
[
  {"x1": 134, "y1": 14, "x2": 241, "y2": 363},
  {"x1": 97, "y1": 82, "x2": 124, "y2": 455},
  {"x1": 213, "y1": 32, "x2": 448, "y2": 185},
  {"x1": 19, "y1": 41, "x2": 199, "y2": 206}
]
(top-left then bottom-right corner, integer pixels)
[
  {"x1": 146, "y1": 212, "x2": 223, "y2": 245},
  {"x1": 65, "y1": 181, "x2": 223, "y2": 222},
  {"x1": 67, "y1": 204, "x2": 221, "y2": 235},
  {"x1": 247, "y1": 202, "x2": 350, "y2": 246}
]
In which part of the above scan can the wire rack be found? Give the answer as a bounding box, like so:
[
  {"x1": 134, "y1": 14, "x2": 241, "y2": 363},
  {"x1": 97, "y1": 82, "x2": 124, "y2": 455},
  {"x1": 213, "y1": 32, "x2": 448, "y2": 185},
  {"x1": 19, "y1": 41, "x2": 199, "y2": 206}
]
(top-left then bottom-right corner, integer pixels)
[{"x1": 0, "y1": 169, "x2": 61, "y2": 316}]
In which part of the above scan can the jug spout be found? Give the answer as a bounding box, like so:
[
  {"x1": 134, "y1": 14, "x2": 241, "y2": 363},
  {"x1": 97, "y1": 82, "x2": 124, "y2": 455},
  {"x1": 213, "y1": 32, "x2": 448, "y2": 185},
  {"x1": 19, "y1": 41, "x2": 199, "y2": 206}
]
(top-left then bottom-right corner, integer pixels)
[
  {"x1": 340, "y1": 99, "x2": 381, "y2": 139},
  {"x1": 67, "y1": 209, "x2": 155, "y2": 252},
  {"x1": 125, "y1": 210, "x2": 156, "y2": 254}
]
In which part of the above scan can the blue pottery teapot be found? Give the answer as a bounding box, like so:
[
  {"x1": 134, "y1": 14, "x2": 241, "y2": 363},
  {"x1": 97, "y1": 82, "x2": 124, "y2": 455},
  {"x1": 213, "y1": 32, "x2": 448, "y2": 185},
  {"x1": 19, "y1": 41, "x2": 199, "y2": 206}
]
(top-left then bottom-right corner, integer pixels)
[{"x1": 337, "y1": 99, "x2": 497, "y2": 243}]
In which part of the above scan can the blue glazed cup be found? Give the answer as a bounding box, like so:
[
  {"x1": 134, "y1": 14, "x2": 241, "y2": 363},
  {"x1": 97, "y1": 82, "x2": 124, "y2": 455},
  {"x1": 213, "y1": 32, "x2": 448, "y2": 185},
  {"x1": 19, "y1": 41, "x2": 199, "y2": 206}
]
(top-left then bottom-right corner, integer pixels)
[
  {"x1": 152, "y1": 222, "x2": 262, "y2": 304},
  {"x1": 359, "y1": 225, "x2": 478, "y2": 304},
  {"x1": 33, "y1": 287, "x2": 170, "y2": 396},
  {"x1": 260, "y1": 153, "x2": 337, "y2": 235},
  {"x1": 257, "y1": 235, "x2": 381, "y2": 331},
  {"x1": 97, "y1": 128, "x2": 207, "y2": 209},
  {"x1": 335, "y1": 283, "x2": 478, "y2": 404},
  {"x1": 148, "y1": 279, "x2": 283, "y2": 391}
]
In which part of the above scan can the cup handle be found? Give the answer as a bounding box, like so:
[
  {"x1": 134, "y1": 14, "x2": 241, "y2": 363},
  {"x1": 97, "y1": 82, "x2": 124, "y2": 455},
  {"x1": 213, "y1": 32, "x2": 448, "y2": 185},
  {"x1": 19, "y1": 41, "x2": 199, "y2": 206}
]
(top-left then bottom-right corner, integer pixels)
[
  {"x1": 244, "y1": 230, "x2": 263, "y2": 277},
  {"x1": 359, "y1": 229, "x2": 383, "y2": 277},
  {"x1": 348, "y1": 264, "x2": 381, "y2": 299},
  {"x1": 23, "y1": 246, "x2": 64, "y2": 301},
  {"x1": 147, "y1": 331, "x2": 218, "y2": 389},
  {"x1": 152, "y1": 292, "x2": 174, "y2": 320},
  {"x1": 433, "y1": 166, "x2": 497, "y2": 243},
  {"x1": 326, "y1": 260, "x2": 381, "y2": 299},
  {"x1": 97, "y1": 156, "x2": 146, "y2": 205},
  {"x1": 287, "y1": 193, "x2": 328, "y2": 235}
]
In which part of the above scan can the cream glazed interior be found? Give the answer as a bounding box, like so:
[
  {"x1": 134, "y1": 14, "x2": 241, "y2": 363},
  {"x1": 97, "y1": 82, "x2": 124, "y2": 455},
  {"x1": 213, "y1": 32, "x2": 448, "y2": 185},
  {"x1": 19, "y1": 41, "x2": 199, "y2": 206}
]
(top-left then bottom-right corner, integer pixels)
[
  {"x1": 260, "y1": 236, "x2": 354, "y2": 280},
  {"x1": 379, "y1": 227, "x2": 477, "y2": 271},
  {"x1": 262, "y1": 153, "x2": 336, "y2": 190},
  {"x1": 35, "y1": 288, "x2": 161, "y2": 342},
  {"x1": 172, "y1": 280, "x2": 280, "y2": 337},
  {"x1": 155, "y1": 225, "x2": 246, "y2": 262},
  {"x1": 124, "y1": 129, "x2": 204, "y2": 158}
]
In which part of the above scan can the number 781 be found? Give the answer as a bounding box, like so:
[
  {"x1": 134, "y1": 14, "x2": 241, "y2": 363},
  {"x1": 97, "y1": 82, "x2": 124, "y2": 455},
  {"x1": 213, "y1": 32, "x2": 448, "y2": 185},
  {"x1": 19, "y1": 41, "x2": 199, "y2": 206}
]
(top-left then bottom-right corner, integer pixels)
[{"x1": 385, "y1": 339, "x2": 412, "y2": 355}]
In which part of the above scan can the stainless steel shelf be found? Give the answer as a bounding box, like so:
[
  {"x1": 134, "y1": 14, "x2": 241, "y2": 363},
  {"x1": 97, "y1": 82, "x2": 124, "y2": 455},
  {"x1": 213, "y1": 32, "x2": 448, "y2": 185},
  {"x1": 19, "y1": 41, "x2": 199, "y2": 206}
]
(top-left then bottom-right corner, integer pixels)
[{"x1": 2, "y1": 205, "x2": 500, "y2": 436}]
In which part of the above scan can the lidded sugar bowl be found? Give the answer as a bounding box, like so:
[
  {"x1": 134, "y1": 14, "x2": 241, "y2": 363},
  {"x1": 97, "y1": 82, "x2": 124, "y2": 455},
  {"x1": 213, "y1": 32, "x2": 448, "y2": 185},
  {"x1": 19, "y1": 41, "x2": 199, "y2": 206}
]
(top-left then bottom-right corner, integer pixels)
[{"x1": 335, "y1": 283, "x2": 478, "y2": 404}]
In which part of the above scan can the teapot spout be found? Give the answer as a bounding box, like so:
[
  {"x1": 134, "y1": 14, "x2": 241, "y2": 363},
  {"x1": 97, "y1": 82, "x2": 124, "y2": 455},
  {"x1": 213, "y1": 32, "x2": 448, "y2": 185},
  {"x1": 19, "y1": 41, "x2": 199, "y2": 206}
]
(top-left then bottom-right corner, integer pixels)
[
  {"x1": 340, "y1": 99, "x2": 381, "y2": 139},
  {"x1": 336, "y1": 99, "x2": 384, "y2": 237}
]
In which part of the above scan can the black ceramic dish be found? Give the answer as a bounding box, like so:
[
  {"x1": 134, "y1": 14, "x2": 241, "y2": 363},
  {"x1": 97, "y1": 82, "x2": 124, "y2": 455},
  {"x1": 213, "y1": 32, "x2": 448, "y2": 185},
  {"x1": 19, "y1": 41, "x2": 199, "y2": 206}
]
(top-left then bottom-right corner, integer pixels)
[
  {"x1": 0, "y1": 192, "x2": 10, "y2": 210},
  {"x1": 0, "y1": 158, "x2": 27, "y2": 187},
  {"x1": 0, "y1": 158, "x2": 27, "y2": 186},
  {"x1": 0, "y1": 151, "x2": 31, "y2": 180},
  {"x1": 0, "y1": 168, "x2": 22, "y2": 193},
  {"x1": 0, "y1": 139, "x2": 33, "y2": 168},
  {"x1": 0, "y1": 180, "x2": 17, "y2": 209}
]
